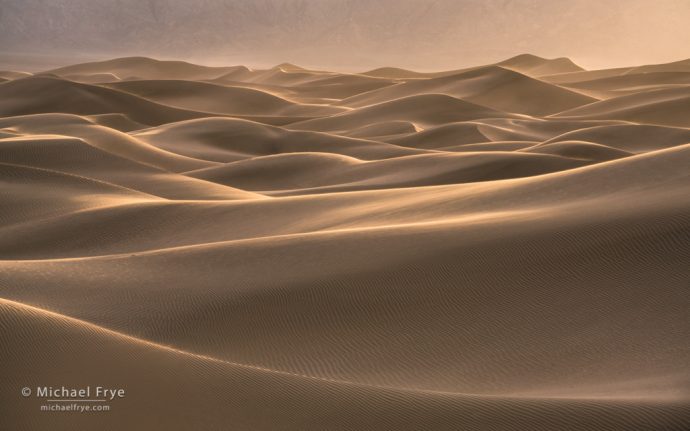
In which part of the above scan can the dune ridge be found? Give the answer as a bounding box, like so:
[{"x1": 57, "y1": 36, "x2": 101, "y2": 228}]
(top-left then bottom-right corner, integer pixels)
[{"x1": 1, "y1": 55, "x2": 689, "y2": 430}]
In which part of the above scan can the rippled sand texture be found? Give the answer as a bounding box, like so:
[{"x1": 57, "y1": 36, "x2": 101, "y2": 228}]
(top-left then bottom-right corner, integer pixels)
[{"x1": 1, "y1": 54, "x2": 690, "y2": 430}]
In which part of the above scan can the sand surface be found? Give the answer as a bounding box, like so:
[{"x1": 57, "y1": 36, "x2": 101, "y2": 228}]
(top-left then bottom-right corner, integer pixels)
[{"x1": 1, "y1": 55, "x2": 689, "y2": 430}]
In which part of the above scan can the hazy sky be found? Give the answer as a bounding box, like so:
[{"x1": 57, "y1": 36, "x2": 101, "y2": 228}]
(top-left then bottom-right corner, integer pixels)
[{"x1": 1, "y1": 0, "x2": 689, "y2": 71}]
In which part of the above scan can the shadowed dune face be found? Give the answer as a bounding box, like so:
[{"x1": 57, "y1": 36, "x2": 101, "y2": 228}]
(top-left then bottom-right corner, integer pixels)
[{"x1": 1, "y1": 55, "x2": 690, "y2": 430}]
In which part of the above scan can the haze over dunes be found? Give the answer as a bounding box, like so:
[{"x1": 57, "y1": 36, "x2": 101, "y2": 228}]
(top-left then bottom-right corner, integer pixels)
[
  {"x1": 1, "y1": 54, "x2": 690, "y2": 430},
  {"x1": 2, "y1": 0, "x2": 690, "y2": 70}
]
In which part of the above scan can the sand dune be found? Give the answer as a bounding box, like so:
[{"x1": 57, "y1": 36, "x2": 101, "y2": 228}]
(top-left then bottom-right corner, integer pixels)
[
  {"x1": 383, "y1": 122, "x2": 491, "y2": 149},
  {"x1": 246, "y1": 67, "x2": 336, "y2": 87},
  {"x1": 340, "y1": 66, "x2": 596, "y2": 116},
  {"x1": 106, "y1": 79, "x2": 346, "y2": 117},
  {"x1": 497, "y1": 54, "x2": 584, "y2": 77},
  {"x1": 519, "y1": 140, "x2": 632, "y2": 162},
  {"x1": 0, "y1": 114, "x2": 213, "y2": 172},
  {"x1": 542, "y1": 124, "x2": 690, "y2": 153},
  {"x1": 214, "y1": 74, "x2": 396, "y2": 102},
  {"x1": 293, "y1": 72, "x2": 392, "y2": 88},
  {"x1": 86, "y1": 113, "x2": 148, "y2": 132},
  {"x1": 542, "y1": 58, "x2": 690, "y2": 85},
  {"x1": 359, "y1": 54, "x2": 583, "y2": 80},
  {"x1": 4, "y1": 299, "x2": 688, "y2": 431},
  {"x1": 560, "y1": 71, "x2": 690, "y2": 94},
  {"x1": 63, "y1": 72, "x2": 122, "y2": 84},
  {"x1": 291, "y1": 93, "x2": 520, "y2": 132},
  {"x1": 626, "y1": 58, "x2": 690, "y2": 75},
  {"x1": 46, "y1": 56, "x2": 236, "y2": 81},
  {"x1": 133, "y1": 117, "x2": 425, "y2": 163},
  {"x1": 0, "y1": 70, "x2": 33, "y2": 80},
  {"x1": 553, "y1": 86, "x2": 690, "y2": 127},
  {"x1": 188, "y1": 151, "x2": 588, "y2": 195},
  {"x1": 388, "y1": 118, "x2": 624, "y2": 145},
  {"x1": 341, "y1": 121, "x2": 419, "y2": 139},
  {"x1": 360, "y1": 67, "x2": 433, "y2": 79},
  {"x1": 1, "y1": 55, "x2": 689, "y2": 430},
  {"x1": 0, "y1": 76, "x2": 214, "y2": 126},
  {"x1": 0, "y1": 162, "x2": 154, "y2": 226},
  {"x1": 0, "y1": 135, "x2": 258, "y2": 200},
  {"x1": 440, "y1": 141, "x2": 538, "y2": 152},
  {"x1": 2, "y1": 146, "x2": 690, "y2": 401}
]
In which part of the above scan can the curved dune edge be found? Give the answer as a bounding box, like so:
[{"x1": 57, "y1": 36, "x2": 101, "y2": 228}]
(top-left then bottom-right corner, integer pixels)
[
  {"x1": 2, "y1": 298, "x2": 689, "y2": 431},
  {"x1": 1, "y1": 296, "x2": 685, "y2": 401},
  {"x1": 186, "y1": 151, "x2": 589, "y2": 194},
  {"x1": 133, "y1": 117, "x2": 429, "y2": 163}
]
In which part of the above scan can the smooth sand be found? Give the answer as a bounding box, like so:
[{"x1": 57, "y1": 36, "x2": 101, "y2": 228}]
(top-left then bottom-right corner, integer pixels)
[{"x1": 1, "y1": 54, "x2": 689, "y2": 430}]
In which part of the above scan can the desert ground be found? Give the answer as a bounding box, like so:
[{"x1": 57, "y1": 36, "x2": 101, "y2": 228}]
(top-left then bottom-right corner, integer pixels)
[{"x1": 1, "y1": 54, "x2": 689, "y2": 430}]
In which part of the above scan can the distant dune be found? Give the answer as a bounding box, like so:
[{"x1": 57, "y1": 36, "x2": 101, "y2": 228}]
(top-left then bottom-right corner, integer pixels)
[
  {"x1": 1, "y1": 55, "x2": 689, "y2": 430},
  {"x1": 0, "y1": 76, "x2": 211, "y2": 126},
  {"x1": 291, "y1": 93, "x2": 520, "y2": 132},
  {"x1": 106, "y1": 80, "x2": 346, "y2": 117},
  {"x1": 553, "y1": 86, "x2": 690, "y2": 127},
  {"x1": 340, "y1": 66, "x2": 596, "y2": 116}
]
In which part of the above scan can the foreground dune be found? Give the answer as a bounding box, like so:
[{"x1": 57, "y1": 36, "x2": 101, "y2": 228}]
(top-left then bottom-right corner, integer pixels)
[{"x1": 1, "y1": 55, "x2": 689, "y2": 430}]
